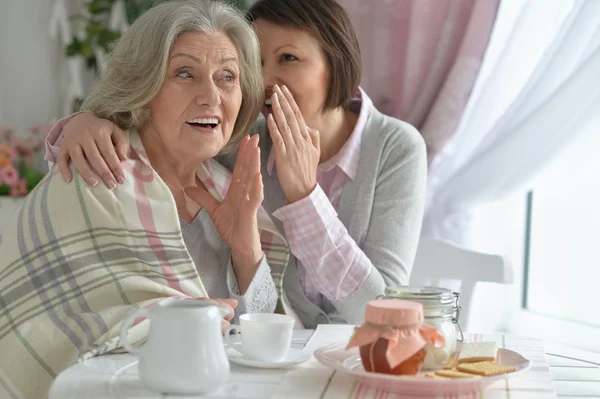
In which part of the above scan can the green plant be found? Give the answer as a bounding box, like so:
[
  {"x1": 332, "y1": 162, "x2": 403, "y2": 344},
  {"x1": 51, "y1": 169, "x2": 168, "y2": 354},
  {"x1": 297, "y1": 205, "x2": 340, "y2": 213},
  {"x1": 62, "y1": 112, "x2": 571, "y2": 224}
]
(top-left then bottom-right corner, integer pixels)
[
  {"x1": 66, "y1": 0, "x2": 248, "y2": 71},
  {"x1": 124, "y1": 0, "x2": 164, "y2": 24},
  {"x1": 65, "y1": 0, "x2": 248, "y2": 111},
  {"x1": 66, "y1": 0, "x2": 160, "y2": 71},
  {"x1": 227, "y1": 0, "x2": 247, "y2": 10}
]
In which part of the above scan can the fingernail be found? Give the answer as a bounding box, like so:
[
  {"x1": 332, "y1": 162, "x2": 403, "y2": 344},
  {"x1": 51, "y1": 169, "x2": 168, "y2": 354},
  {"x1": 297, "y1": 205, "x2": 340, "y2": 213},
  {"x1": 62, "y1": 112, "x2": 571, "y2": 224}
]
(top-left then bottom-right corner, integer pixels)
[
  {"x1": 117, "y1": 175, "x2": 125, "y2": 184},
  {"x1": 282, "y1": 85, "x2": 289, "y2": 93},
  {"x1": 89, "y1": 177, "x2": 99, "y2": 187},
  {"x1": 274, "y1": 84, "x2": 279, "y2": 91},
  {"x1": 107, "y1": 180, "x2": 116, "y2": 190},
  {"x1": 273, "y1": 92, "x2": 279, "y2": 104}
]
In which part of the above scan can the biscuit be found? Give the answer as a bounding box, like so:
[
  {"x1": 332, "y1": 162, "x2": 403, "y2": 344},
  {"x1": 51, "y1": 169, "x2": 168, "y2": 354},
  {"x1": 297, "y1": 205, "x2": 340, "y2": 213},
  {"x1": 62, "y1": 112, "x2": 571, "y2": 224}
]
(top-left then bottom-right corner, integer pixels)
[
  {"x1": 457, "y1": 361, "x2": 516, "y2": 376},
  {"x1": 458, "y1": 342, "x2": 498, "y2": 363},
  {"x1": 444, "y1": 356, "x2": 459, "y2": 370},
  {"x1": 435, "y1": 369, "x2": 481, "y2": 379}
]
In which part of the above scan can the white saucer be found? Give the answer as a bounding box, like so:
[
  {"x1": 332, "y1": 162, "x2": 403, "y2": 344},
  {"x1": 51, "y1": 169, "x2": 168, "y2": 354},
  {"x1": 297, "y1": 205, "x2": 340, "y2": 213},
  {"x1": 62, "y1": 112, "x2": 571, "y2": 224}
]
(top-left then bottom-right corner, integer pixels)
[{"x1": 225, "y1": 343, "x2": 311, "y2": 369}]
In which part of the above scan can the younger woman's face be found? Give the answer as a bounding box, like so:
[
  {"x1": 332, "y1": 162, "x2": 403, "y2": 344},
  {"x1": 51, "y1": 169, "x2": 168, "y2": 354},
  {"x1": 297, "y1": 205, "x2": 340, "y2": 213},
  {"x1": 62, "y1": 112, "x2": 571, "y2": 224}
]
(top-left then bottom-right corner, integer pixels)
[{"x1": 253, "y1": 18, "x2": 330, "y2": 128}]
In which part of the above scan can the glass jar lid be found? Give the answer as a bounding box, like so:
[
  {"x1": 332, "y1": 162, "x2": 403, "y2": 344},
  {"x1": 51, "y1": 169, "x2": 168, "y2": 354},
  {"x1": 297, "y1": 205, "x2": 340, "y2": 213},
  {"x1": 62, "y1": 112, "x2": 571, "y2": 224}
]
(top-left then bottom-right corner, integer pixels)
[{"x1": 384, "y1": 286, "x2": 456, "y2": 307}]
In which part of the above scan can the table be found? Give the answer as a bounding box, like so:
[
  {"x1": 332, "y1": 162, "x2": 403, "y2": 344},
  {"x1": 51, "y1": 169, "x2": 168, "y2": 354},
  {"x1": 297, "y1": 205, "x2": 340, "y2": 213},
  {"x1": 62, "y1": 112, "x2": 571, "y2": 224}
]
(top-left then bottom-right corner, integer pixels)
[
  {"x1": 49, "y1": 327, "x2": 600, "y2": 399},
  {"x1": 545, "y1": 343, "x2": 600, "y2": 398},
  {"x1": 49, "y1": 330, "x2": 315, "y2": 399}
]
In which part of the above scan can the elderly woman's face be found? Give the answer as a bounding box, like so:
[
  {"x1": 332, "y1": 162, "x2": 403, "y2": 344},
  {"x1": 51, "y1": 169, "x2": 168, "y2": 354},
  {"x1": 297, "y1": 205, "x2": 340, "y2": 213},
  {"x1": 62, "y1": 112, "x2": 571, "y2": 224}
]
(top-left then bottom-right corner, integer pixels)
[{"x1": 146, "y1": 31, "x2": 242, "y2": 160}]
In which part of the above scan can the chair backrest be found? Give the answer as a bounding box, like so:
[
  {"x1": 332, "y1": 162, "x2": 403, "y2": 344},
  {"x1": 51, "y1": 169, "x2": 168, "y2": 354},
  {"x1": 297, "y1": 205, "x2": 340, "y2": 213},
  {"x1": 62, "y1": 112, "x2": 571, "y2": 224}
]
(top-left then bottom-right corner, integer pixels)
[{"x1": 409, "y1": 239, "x2": 513, "y2": 331}]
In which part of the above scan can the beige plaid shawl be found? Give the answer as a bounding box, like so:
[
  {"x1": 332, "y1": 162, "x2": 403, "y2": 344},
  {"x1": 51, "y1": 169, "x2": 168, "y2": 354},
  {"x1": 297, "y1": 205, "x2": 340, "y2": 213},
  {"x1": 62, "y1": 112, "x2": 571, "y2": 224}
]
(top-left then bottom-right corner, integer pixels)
[{"x1": 0, "y1": 130, "x2": 290, "y2": 399}]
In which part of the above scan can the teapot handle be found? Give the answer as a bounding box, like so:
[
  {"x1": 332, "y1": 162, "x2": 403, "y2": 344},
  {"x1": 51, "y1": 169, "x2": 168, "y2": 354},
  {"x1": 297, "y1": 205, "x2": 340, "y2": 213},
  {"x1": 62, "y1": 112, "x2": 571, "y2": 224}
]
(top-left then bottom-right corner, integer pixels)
[
  {"x1": 217, "y1": 305, "x2": 233, "y2": 319},
  {"x1": 120, "y1": 308, "x2": 150, "y2": 355},
  {"x1": 223, "y1": 324, "x2": 240, "y2": 345}
]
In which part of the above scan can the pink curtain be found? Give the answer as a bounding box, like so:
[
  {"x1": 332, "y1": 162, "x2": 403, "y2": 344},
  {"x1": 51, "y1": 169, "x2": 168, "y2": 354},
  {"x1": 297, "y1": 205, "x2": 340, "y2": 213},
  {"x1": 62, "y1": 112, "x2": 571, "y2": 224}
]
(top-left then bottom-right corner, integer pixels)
[{"x1": 340, "y1": 0, "x2": 499, "y2": 164}]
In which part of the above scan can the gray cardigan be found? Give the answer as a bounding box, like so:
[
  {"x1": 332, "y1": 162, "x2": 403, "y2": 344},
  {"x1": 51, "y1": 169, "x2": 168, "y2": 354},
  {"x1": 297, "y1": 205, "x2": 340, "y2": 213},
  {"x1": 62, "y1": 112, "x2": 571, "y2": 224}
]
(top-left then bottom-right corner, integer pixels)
[{"x1": 218, "y1": 103, "x2": 427, "y2": 328}]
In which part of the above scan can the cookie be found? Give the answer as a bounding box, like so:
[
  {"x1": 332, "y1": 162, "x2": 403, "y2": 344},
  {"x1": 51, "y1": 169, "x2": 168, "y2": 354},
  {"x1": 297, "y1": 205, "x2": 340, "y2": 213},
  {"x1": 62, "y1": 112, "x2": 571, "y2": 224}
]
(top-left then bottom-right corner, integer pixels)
[
  {"x1": 457, "y1": 361, "x2": 516, "y2": 376},
  {"x1": 458, "y1": 342, "x2": 498, "y2": 363},
  {"x1": 444, "y1": 356, "x2": 459, "y2": 370}
]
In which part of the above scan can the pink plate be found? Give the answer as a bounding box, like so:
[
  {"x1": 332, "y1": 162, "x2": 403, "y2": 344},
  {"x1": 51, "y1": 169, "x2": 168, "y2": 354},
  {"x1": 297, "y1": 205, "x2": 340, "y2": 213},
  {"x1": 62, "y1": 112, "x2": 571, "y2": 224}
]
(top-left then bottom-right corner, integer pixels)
[{"x1": 314, "y1": 342, "x2": 531, "y2": 395}]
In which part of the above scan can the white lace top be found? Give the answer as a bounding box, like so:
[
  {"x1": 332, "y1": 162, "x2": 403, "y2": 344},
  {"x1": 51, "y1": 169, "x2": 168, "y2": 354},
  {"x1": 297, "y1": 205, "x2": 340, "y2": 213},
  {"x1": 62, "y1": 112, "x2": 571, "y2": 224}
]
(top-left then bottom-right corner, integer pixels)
[{"x1": 180, "y1": 209, "x2": 278, "y2": 319}]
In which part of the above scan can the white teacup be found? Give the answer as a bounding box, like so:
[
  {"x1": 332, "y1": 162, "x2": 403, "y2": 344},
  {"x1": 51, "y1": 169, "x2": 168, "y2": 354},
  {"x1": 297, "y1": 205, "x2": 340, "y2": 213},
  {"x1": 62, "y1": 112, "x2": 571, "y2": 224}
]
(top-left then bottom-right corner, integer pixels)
[{"x1": 224, "y1": 313, "x2": 294, "y2": 362}]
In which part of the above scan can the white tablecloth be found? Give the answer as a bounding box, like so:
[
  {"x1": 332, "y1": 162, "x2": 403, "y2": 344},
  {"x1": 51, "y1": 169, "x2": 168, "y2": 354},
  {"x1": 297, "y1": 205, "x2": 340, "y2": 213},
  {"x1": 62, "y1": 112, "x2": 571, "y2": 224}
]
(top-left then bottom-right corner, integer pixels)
[{"x1": 49, "y1": 325, "x2": 600, "y2": 398}]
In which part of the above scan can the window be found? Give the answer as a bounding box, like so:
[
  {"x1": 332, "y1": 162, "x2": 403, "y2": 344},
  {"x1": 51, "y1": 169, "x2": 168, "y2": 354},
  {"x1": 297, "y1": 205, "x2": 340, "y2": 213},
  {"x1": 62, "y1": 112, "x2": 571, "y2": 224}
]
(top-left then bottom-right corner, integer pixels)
[
  {"x1": 513, "y1": 128, "x2": 600, "y2": 352},
  {"x1": 524, "y1": 130, "x2": 600, "y2": 328}
]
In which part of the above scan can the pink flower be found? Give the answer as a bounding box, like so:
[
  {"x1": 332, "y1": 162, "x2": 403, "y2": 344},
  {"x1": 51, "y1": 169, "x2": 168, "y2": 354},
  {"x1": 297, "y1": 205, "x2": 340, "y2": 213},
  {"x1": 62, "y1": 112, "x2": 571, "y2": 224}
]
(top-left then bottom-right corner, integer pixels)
[
  {"x1": 0, "y1": 166, "x2": 19, "y2": 186},
  {"x1": 0, "y1": 127, "x2": 15, "y2": 141},
  {"x1": 9, "y1": 178, "x2": 28, "y2": 196}
]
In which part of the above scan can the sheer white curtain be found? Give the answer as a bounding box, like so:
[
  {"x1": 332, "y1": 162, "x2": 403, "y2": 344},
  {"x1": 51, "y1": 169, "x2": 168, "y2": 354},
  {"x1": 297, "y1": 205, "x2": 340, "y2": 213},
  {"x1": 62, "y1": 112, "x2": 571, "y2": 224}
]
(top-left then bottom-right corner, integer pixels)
[{"x1": 422, "y1": 0, "x2": 600, "y2": 248}]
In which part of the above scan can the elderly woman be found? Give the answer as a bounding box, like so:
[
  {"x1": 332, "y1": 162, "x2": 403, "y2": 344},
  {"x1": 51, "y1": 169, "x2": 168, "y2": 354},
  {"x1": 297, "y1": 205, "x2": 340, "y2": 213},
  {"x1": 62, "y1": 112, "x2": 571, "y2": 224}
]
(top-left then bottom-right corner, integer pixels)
[
  {"x1": 0, "y1": 1, "x2": 288, "y2": 398},
  {"x1": 45, "y1": 0, "x2": 427, "y2": 328}
]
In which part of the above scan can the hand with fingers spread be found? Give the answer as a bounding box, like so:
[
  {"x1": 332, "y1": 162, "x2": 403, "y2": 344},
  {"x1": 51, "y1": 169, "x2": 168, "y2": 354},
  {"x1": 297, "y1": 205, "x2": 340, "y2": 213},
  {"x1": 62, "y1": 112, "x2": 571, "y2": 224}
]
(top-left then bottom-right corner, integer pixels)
[
  {"x1": 185, "y1": 134, "x2": 264, "y2": 293},
  {"x1": 267, "y1": 84, "x2": 320, "y2": 204},
  {"x1": 57, "y1": 112, "x2": 130, "y2": 189}
]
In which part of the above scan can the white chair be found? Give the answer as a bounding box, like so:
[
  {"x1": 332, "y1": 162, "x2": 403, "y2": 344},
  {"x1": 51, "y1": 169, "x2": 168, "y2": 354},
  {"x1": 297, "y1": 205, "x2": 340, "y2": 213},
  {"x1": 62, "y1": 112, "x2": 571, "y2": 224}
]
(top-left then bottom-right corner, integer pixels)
[{"x1": 409, "y1": 239, "x2": 513, "y2": 331}]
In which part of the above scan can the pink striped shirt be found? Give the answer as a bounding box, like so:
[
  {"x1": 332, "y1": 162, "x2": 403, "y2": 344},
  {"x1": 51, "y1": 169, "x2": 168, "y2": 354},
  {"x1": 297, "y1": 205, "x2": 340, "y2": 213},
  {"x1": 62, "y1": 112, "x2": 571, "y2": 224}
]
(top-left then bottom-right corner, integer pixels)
[{"x1": 269, "y1": 88, "x2": 373, "y2": 307}]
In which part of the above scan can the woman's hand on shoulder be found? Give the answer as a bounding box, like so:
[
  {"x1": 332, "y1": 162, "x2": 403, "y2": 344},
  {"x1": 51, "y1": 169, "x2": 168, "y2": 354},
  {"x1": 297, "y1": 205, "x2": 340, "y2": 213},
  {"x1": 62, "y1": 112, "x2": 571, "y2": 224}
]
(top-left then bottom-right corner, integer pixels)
[
  {"x1": 58, "y1": 112, "x2": 129, "y2": 189},
  {"x1": 267, "y1": 84, "x2": 320, "y2": 203}
]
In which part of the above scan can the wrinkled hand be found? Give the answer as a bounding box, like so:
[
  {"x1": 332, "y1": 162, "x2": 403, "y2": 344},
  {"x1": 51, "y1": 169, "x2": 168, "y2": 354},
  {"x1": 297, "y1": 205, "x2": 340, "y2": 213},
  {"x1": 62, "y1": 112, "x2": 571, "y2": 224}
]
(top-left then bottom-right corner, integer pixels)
[
  {"x1": 267, "y1": 84, "x2": 320, "y2": 203},
  {"x1": 199, "y1": 298, "x2": 238, "y2": 335},
  {"x1": 185, "y1": 134, "x2": 264, "y2": 267},
  {"x1": 58, "y1": 112, "x2": 129, "y2": 188}
]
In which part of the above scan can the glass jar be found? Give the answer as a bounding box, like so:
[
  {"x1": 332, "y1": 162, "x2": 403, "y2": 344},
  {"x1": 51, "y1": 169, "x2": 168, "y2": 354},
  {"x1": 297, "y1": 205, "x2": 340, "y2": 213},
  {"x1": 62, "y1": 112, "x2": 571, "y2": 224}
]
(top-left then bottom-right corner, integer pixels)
[
  {"x1": 381, "y1": 286, "x2": 463, "y2": 370},
  {"x1": 352, "y1": 300, "x2": 429, "y2": 375}
]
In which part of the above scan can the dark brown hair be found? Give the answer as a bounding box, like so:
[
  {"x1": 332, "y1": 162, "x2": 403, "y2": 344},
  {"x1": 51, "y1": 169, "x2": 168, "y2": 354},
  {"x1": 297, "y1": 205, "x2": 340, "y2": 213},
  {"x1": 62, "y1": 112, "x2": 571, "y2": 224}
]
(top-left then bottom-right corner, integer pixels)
[{"x1": 248, "y1": 0, "x2": 362, "y2": 111}]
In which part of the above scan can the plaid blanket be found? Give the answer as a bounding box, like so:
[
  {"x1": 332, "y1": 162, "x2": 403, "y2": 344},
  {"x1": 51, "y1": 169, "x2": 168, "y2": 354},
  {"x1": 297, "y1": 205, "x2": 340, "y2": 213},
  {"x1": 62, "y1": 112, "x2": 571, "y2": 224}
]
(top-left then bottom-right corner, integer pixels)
[{"x1": 0, "y1": 130, "x2": 290, "y2": 399}]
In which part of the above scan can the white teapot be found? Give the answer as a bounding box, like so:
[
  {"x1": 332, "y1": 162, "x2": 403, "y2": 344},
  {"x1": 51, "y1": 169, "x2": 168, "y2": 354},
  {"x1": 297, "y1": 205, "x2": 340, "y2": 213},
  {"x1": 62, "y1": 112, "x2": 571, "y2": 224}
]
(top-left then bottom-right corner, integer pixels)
[{"x1": 120, "y1": 298, "x2": 230, "y2": 394}]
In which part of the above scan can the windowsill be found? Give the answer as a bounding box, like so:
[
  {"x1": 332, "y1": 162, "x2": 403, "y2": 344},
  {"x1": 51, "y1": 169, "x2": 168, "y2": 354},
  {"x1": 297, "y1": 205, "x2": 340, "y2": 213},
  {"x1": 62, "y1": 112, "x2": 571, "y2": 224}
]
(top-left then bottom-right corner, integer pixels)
[{"x1": 506, "y1": 309, "x2": 600, "y2": 354}]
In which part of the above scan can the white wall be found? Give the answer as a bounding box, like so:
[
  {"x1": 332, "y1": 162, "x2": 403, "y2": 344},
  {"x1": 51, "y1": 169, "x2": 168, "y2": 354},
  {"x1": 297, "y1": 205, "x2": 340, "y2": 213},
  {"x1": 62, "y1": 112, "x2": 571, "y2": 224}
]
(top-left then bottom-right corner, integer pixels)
[
  {"x1": 0, "y1": 0, "x2": 71, "y2": 227},
  {"x1": 0, "y1": 0, "x2": 68, "y2": 130}
]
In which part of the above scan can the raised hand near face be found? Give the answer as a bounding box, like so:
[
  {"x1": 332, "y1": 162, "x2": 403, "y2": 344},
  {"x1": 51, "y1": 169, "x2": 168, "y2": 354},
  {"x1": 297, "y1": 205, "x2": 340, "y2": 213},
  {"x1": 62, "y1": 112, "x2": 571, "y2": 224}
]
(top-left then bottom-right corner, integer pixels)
[
  {"x1": 185, "y1": 134, "x2": 264, "y2": 292},
  {"x1": 267, "y1": 84, "x2": 320, "y2": 204}
]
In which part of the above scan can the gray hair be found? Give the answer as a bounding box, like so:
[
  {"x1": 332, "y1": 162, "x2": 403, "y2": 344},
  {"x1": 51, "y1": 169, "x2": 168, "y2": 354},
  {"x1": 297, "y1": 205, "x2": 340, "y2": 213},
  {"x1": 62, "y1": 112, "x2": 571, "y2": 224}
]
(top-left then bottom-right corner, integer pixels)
[{"x1": 81, "y1": 0, "x2": 263, "y2": 152}]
